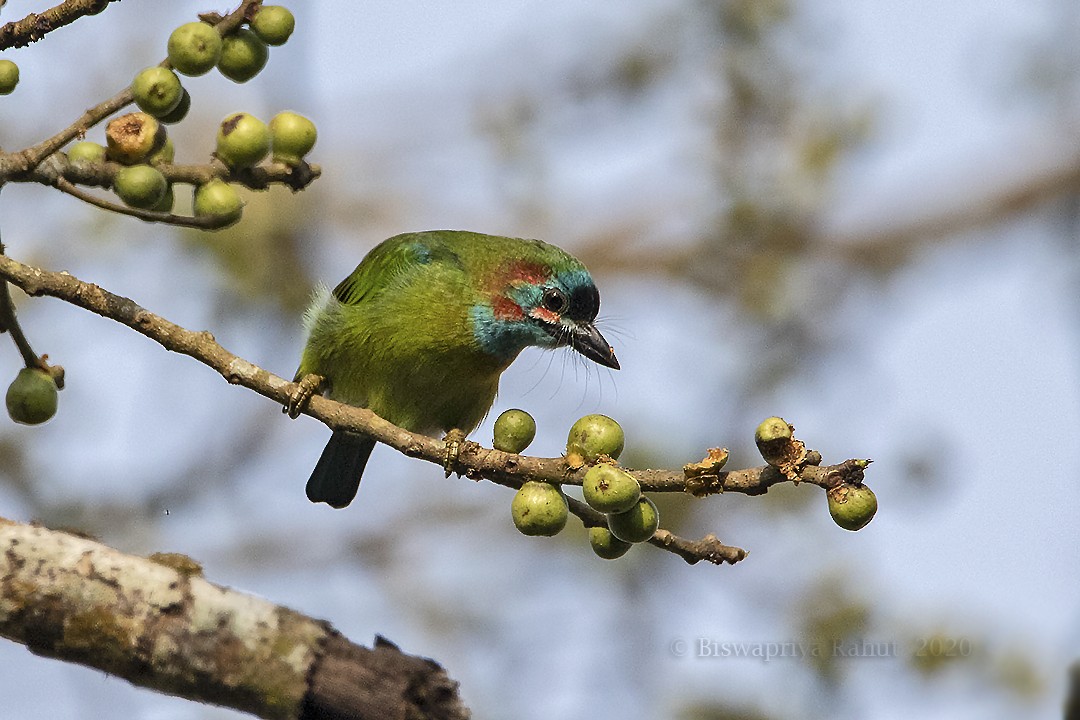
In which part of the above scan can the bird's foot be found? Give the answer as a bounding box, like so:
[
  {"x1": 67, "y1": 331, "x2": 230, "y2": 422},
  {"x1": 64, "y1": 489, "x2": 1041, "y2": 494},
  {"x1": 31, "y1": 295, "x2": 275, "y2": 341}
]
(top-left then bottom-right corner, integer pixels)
[
  {"x1": 442, "y1": 428, "x2": 467, "y2": 477},
  {"x1": 284, "y1": 373, "x2": 325, "y2": 419}
]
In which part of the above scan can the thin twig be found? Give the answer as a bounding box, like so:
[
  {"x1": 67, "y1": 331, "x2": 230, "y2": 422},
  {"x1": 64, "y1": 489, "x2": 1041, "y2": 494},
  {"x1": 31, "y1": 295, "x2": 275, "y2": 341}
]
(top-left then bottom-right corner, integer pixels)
[
  {"x1": 9, "y1": 84, "x2": 133, "y2": 175},
  {"x1": 469, "y1": 468, "x2": 749, "y2": 565},
  {"x1": 0, "y1": 228, "x2": 40, "y2": 368},
  {"x1": 0, "y1": 266, "x2": 37, "y2": 367},
  {"x1": 55, "y1": 177, "x2": 238, "y2": 230}
]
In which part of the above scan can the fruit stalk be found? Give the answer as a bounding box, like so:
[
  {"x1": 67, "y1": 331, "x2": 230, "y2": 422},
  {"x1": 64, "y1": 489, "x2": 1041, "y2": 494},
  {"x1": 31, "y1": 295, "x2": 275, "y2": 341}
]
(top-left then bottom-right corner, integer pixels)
[{"x1": 0, "y1": 231, "x2": 41, "y2": 369}]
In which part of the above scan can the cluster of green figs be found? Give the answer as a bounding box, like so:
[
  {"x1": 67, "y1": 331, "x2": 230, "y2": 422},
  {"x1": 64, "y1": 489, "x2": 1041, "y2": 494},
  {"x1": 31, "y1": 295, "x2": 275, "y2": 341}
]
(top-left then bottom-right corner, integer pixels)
[
  {"x1": 495, "y1": 411, "x2": 878, "y2": 559},
  {"x1": 63, "y1": 5, "x2": 314, "y2": 226},
  {"x1": 494, "y1": 410, "x2": 655, "y2": 559}
]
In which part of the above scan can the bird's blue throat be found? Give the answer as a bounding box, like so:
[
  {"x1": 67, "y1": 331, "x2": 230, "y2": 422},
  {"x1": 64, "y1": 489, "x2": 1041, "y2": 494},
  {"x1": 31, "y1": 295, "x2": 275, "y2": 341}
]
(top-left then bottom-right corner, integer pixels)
[{"x1": 470, "y1": 304, "x2": 548, "y2": 359}]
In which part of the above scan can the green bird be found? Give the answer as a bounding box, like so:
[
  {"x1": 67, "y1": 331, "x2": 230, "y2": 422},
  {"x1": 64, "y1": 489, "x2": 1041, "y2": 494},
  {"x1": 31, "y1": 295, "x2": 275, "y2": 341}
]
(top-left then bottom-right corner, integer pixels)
[{"x1": 293, "y1": 230, "x2": 620, "y2": 508}]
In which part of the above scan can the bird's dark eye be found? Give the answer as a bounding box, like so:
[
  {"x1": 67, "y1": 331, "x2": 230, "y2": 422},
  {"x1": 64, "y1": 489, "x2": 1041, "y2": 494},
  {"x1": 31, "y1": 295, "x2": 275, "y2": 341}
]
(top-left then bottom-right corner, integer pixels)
[{"x1": 541, "y1": 287, "x2": 568, "y2": 314}]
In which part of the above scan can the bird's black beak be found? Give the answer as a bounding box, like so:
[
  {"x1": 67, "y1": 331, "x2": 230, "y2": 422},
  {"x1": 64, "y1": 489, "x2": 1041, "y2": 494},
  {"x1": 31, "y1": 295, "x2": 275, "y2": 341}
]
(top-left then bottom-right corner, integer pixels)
[{"x1": 569, "y1": 322, "x2": 620, "y2": 370}]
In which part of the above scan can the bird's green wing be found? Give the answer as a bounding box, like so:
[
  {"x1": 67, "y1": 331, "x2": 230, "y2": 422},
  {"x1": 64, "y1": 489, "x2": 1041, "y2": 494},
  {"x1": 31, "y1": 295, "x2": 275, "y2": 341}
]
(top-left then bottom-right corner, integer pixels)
[{"x1": 332, "y1": 232, "x2": 465, "y2": 306}]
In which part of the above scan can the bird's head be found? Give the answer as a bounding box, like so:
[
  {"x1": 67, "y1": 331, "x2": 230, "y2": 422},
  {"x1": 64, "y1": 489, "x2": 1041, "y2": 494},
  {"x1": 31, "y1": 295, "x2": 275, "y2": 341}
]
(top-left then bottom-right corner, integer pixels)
[{"x1": 471, "y1": 249, "x2": 619, "y2": 370}]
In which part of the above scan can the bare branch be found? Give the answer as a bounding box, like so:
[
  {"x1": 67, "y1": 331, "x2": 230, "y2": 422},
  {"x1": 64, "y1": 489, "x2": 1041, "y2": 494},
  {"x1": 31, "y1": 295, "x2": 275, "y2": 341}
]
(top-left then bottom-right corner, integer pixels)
[
  {"x1": 0, "y1": 0, "x2": 119, "y2": 51},
  {"x1": 0, "y1": 516, "x2": 468, "y2": 719},
  {"x1": 651, "y1": 529, "x2": 748, "y2": 565}
]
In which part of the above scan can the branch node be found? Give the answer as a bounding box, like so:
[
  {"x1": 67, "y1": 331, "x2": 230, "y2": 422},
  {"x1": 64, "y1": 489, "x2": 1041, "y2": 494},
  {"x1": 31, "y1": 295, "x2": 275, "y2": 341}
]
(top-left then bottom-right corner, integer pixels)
[{"x1": 683, "y1": 447, "x2": 730, "y2": 496}]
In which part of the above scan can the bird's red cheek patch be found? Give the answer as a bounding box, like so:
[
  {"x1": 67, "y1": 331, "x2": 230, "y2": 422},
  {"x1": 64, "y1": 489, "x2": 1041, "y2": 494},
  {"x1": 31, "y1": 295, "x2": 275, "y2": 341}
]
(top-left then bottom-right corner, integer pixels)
[
  {"x1": 493, "y1": 296, "x2": 524, "y2": 320},
  {"x1": 529, "y1": 307, "x2": 560, "y2": 324}
]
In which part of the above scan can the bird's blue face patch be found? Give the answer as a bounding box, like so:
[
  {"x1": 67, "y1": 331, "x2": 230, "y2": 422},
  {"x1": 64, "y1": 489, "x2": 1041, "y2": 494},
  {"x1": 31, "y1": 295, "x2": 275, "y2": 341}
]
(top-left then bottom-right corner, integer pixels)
[
  {"x1": 471, "y1": 267, "x2": 599, "y2": 359},
  {"x1": 471, "y1": 303, "x2": 551, "y2": 358}
]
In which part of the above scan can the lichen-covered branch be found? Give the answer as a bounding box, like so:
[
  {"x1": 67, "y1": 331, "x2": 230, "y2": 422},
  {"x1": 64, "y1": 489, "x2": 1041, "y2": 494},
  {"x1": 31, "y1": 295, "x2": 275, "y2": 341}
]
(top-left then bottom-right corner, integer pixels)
[
  {"x1": 0, "y1": 517, "x2": 468, "y2": 720},
  {"x1": 0, "y1": 0, "x2": 119, "y2": 51},
  {"x1": 0, "y1": 252, "x2": 870, "y2": 566}
]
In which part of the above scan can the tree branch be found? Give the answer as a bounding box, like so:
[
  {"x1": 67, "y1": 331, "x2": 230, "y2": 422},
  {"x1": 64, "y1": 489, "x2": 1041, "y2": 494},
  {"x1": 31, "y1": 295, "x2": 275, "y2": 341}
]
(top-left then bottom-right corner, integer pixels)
[
  {"x1": 0, "y1": 516, "x2": 468, "y2": 720},
  {"x1": 14, "y1": 152, "x2": 322, "y2": 189},
  {"x1": 0, "y1": 252, "x2": 870, "y2": 566},
  {"x1": 0, "y1": 153, "x2": 321, "y2": 228},
  {"x1": 0, "y1": 0, "x2": 119, "y2": 51}
]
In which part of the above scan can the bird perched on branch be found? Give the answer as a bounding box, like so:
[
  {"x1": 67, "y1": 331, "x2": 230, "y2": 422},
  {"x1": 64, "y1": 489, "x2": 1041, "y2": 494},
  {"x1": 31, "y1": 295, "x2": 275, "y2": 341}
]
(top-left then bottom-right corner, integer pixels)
[{"x1": 290, "y1": 230, "x2": 620, "y2": 508}]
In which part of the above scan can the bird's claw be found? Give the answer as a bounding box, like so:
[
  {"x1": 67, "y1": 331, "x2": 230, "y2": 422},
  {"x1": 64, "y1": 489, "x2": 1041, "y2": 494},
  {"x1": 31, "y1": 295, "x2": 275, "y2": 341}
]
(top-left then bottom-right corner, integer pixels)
[
  {"x1": 442, "y1": 428, "x2": 467, "y2": 477},
  {"x1": 284, "y1": 373, "x2": 325, "y2": 419}
]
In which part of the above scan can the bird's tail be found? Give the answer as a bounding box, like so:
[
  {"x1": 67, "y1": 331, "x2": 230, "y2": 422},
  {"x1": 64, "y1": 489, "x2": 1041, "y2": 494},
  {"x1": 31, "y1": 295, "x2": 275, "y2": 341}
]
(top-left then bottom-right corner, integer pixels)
[{"x1": 306, "y1": 431, "x2": 376, "y2": 508}]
